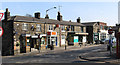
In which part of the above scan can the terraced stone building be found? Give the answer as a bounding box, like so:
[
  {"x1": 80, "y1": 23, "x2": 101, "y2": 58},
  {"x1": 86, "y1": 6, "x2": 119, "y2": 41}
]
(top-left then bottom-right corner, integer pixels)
[{"x1": 2, "y1": 8, "x2": 88, "y2": 56}]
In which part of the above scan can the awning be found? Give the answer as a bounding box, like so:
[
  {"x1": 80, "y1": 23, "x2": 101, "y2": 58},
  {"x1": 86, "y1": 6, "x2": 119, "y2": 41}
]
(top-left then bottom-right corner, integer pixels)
[
  {"x1": 40, "y1": 34, "x2": 47, "y2": 38},
  {"x1": 31, "y1": 35, "x2": 38, "y2": 38},
  {"x1": 75, "y1": 32, "x2": 88, "y2": 35},
  {"x1": 22, "y1": 34, "x2": 31, "y2": 37}
]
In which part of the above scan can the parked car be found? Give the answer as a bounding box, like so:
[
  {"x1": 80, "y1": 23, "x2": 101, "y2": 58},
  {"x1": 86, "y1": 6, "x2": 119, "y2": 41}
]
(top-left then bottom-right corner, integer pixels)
[
  {"x1": 95, "y1": 40, "x2": 101, "y2": 44},
  {"x1": 100, "y1": 39, "x2": 109, "y2": 44}
]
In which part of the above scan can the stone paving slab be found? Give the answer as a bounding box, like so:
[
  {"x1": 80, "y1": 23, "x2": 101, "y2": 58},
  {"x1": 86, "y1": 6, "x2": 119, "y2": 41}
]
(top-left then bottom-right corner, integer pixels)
[{"x1": 79, "y1": 48, "x2": 120, "y2": 64}]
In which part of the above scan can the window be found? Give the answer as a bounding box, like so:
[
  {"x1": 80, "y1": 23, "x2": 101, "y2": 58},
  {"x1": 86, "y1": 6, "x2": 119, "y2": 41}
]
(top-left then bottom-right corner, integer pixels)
[
  {"x1": 100, "y1": 25, "x2": 103, "y2": 30},
  {"x1": 22, "y1": 23, "x2": 28, "y2": 30},
  {"x1": 61, "y1": 26, "x2": 65, "y2": 31},
  {"x1": 81, "y1": 27, "x2": 83, "y2": 33},
  {"x1": 100, "y1": 33, "x2": 106, "y2": 40},
  {"x1": 71, "y1": 26, "x2": 74, "y2": 31},
  {"x1": 36, "y1": 24, "x2": 41, "y2": 32},
  {"x1": 49, "y1": 25, "x2": 53, "y2": 30}
]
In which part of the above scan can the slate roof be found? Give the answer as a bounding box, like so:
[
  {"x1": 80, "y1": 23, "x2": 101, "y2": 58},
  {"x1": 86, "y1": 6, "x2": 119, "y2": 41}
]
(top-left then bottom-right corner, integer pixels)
[
  {"x1": 81, "y1": 22, "x2": 98, "y2": 26},
  {"x1": 6, "y1": 15, "x2": 85, "y2": 26}
]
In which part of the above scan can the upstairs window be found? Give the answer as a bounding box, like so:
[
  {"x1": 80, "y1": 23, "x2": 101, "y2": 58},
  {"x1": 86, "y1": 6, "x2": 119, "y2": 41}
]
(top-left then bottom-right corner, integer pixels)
[
  {"x1": 36, "y1": 24, "x2": 42, "y2": 32},
  {"x1": 81, "y1": 27, "x2": 83, "y2": 33},
  {"x1": 100, "y1": 25, "x2": 103, "y2": 30},
  {"x1": 71, "y1": 26, "x2": 74, "y2": 31},
  {"x1": 49, "y1": 25, "x2": 53, "y2": 31},
  {"x1": 22, "y1": 23, "x2": 28, "y2": 30},
  {"x1": 61, "y1": 26, "x2": 65, "y2": 31}
]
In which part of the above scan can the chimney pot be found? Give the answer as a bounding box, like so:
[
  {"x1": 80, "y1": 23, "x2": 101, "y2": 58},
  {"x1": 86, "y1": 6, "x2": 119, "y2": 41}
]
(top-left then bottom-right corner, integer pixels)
[
  {"x1": 57, "y1": 12, "x2": 62, "y2": 21},
  {"x1": 35, "y1": 12, "x2": 40, "y2": 19},
  {"x1": 4, "y1": 8, "x2": 10, "y2": 20},
  {"x1": 77, "y1": 17, "x2": 81, "y2": 23},
  {"x1": 45, "y1": 14, "x2": 49, "y2": 19}
]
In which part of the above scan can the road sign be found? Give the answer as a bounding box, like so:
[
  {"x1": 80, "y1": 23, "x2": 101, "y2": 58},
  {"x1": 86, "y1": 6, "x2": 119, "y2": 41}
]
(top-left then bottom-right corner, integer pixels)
[
  {"x1": 0, "y1": 13, "x2": 4, "y2": 21},
  {"x1": 0, "y1": 26, "x2": 3, "y2": 37},
  {"x1": 108, "y1": 28, "x2": 113, "y2": 34}
]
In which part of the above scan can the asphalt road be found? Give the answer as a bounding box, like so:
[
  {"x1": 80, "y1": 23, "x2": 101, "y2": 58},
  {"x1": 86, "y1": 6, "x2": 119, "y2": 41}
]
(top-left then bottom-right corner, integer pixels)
[{"x1": 2, "y1": 44, "x2": 108, "y2": 63}]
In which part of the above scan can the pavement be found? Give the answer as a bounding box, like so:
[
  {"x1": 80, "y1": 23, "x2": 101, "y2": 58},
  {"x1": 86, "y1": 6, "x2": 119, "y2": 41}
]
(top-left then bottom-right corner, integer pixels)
[
  {"x1": 78, "y1": 46, "x2": 120, "y2": 64},
  {"x1": 2, "y1": 44, "x2": 93, "y2": 58}
]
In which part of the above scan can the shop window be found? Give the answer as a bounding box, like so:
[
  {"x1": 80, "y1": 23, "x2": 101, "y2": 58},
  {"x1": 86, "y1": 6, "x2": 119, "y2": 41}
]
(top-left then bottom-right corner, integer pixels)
[
  {"x1": 49, "y1": 25, "x2": 53, "y2": 31},
  {"x1": 100, "y1": 33, "x2": 106, "y2": 40},
  {"x1": 36, "y1": 24, "x2": 42, "y2": 32},
  {"x1": 41, "y1": 37, "x2": 45, "y2": 44},
  {"x1": 22, "y1": 23, "x2": 28, "y2": 30}
]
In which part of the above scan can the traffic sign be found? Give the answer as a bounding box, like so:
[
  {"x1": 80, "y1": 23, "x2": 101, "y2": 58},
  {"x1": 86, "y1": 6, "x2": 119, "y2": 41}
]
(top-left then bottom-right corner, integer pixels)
[
  {"x1": 0, "y1": 26, "x2": 3, "y2": 37},
  {"x1": 108, "y1": 28, "x2": 113, "y2": 34},
  {"x1": 0, "y1": 13, "x2": 4, "y2": 21}
]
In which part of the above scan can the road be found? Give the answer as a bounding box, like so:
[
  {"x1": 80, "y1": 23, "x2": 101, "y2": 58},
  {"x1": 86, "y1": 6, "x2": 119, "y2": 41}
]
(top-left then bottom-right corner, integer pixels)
[{"x1": 2, "y1": 44, "x2": 109, "y2": 63}]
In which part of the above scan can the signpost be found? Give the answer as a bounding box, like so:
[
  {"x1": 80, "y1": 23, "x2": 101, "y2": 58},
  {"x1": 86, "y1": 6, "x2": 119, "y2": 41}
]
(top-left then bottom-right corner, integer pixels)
[{"x1": 108, "y1": 27, "x2": 113, "y2": 56}]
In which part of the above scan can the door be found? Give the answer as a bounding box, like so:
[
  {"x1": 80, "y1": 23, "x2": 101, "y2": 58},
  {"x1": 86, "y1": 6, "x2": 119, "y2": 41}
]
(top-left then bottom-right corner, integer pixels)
[
  {"x1": 20, "y1": 37, "x2": 26, "y2": 53},
  {"x1": 26, "y1": 37, "x2": 30, "y2": 53},
  {"x1": 61, "y1": 35, "x2": 65, "y2": 45}
]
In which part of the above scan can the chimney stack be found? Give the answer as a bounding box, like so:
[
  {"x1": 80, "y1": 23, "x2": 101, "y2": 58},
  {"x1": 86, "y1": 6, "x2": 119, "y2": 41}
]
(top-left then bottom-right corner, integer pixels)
[
  {"x1": 4, "y1": 8, "x2": 10, "y2": 20},
  {"x1": 77, "y1": 17, "x2": 81, "y2": 23},
  {"x1": 35, "y1": 12, "x2": 40, "y2": 19},
  {"x1": 45, "y1": 14, "x2": 49, "y2": 19},
  {"x1": 57, "y1": 12, "x2": 62, "y2": 21}
]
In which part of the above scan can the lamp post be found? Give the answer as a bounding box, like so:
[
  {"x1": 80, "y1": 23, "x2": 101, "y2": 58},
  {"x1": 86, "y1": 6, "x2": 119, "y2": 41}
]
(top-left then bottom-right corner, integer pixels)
[
  {"x1": 46, "y1": 7, "x2": 56, "y2": 15},
  {"x1": 65, "y1": 27, "x2": 68, "y2": 50}
]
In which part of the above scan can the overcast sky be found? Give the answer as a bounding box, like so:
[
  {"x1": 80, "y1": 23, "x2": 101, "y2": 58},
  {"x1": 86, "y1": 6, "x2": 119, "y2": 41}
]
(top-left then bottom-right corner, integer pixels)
[{"x1": 1, "y1": 2, "x2": 118, "y2": 26}]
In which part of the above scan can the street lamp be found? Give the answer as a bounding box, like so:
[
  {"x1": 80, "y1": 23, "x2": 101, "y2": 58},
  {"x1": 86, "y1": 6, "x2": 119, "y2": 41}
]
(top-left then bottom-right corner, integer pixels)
[{"x1": 46, "y1": 7, "x2": 57, "y2": 15}]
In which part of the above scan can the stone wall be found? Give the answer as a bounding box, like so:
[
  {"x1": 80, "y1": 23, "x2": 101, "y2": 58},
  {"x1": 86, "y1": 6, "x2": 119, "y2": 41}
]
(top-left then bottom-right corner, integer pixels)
[{"x1": 2, "y1": 20, "x2": 14, "y2": 56}]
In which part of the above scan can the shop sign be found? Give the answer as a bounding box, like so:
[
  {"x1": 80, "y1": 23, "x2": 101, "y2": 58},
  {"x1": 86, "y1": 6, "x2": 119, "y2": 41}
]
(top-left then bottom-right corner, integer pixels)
[
  {"x1": 47, "y1": 32, "x2": 51, "y2": 35},
  {"x1": 47, "y1": 31, "x2": 57, "y2": 36},
  {"x1": 52, "y1": 32, "x2": 56, "y2": 35}
]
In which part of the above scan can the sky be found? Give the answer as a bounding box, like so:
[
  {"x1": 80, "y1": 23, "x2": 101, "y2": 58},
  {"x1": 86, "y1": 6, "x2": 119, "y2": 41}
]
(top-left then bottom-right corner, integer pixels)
[{"x1": 1, "y1": 2, "x2": 118, "y2": 26}]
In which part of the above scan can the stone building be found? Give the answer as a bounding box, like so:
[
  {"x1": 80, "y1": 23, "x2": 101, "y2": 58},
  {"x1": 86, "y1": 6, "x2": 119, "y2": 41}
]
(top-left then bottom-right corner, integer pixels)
[
  {"x1": 2, "y1": 8, "x2": 88, "y2": 56},
  {"x1": 97, "y1": 22, "x2": 108, "y2": 40},
  {"x1": 82, "y1": 22, "x2": 108, "y2": 44},
  {"x1": 82, "y1": 22, "x2": 99, "y2": 44}
]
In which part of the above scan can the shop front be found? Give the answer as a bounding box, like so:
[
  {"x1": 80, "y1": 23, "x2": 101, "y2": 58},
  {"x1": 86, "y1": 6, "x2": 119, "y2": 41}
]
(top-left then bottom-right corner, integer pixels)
[
  {"x1": 30, "y1": 35, "x2": 39, "y2": 51},
  {"x1": 20, "y1": 34, "x2": 31, "y2": 53},
  {"x1": 68, "y1": 32, "x2": 88, "y2": 46},
  {"x1": 93, "y1": 33, "x2": 99, "y2": 43},
  {"x1": 47, "y1": 31, "x2": 57, "y2": 48}
]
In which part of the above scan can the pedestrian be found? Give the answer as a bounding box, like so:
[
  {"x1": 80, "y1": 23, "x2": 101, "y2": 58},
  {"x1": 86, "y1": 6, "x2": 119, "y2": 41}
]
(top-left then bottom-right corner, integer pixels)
[{"x1": 46, "y1": 45, "x2": 48, "y2": 49}]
